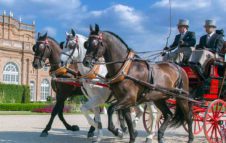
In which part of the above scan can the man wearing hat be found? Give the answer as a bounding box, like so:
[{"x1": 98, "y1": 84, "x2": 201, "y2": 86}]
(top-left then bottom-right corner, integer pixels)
[
  {"x1": 191, "y1": 20, "x2": 225, "y2": 79},
  {"x1": 163, "y1": 19, "x2": 196, "y2": 64},
  {"x1": 197, "y1": 20, "x2": 224, "y2": 52}
]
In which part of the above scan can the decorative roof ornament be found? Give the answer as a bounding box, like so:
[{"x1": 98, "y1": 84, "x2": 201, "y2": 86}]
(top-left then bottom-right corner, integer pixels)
[
  {"x1": 19, "y1": 17, "x2": 22, "y2": 22},
  {"x1": 32, "y1": 20, "x2": 35, "y2": 25},
  {"x1": 3, "y1": 10, "x2": 6, "y2": 16},
  {"x1": 9, "y1": 11, "x2": 13, "y2": 17}
]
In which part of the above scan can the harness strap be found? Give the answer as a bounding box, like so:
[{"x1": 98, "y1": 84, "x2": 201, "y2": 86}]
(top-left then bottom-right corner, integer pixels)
[
  {"x1": 173, "y1": 63, "x2": 183, "y2": 89},
  {"x1": 79, "y1": 64, "x2": 100, "y2": 79},
  {"x1": 49, "y1": 67, "x2": 68, "y2": 77},
  {"x1": 107, "y1": 51, "x2": 135, "y2": 84}
]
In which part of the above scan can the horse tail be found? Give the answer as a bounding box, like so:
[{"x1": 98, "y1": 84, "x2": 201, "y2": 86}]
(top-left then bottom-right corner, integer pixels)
[
  {"x1": 170, "y1": 66, "x2": 189, "y2": 128},
  {"x1": 170, "y1": 99, "x2": 186, "y2": 127}
]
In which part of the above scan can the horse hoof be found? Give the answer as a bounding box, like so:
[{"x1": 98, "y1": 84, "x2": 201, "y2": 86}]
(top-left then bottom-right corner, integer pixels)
[
  {"x1": 40, "y1": 132, "x2": 48, "y2": 137},
  {"x1": 71, "y1": 125, "x2": 80, "y2": 131},
  {"x1": 145, "y1": 138, "x2": 153, "y2": 143},
  {"x1": 87, "y1": 132, "x2": 95, "y2": 138},
  {"x1": 158, "y1": 139, "x2": 164, "y2": 143},
  {"x1": 129, "y1": 139, "x2": 135, "y2": 143},
  {"x1": 122, "y1": 127, "x2": 128, "y2": 134},
  {"x1": 117, "y1": 129, "x2": 124, "y2": 138}
]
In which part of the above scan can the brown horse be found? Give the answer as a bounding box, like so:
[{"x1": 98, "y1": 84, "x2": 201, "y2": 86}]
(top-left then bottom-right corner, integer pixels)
[
  {"x1": 32, "y1": 32, "x2": 97, "y2": 137},
  {"x1": 83, "y1": 24, "x2": 193, "y2": 143}
]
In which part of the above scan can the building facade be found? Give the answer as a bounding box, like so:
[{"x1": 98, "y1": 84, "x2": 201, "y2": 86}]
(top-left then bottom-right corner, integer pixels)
[{"x1": 0, "y1": 12, "x2": 53, "y2": 102}]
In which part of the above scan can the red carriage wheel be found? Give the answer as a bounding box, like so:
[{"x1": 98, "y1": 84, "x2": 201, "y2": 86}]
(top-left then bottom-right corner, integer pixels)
[
  {"x1": 143, "y1": 104, "x2": 161, "y2": 133},
  {"x1": 143, "y1": 104, "x2": 153, "y2": 133},
  {"x1": 203, "y1": 99, "x2": 226, "y2": 143},
  {"x1": 181, "y1": 111, "x2": 203, "y2": 134},
  {"x1": 193, "y1": 112, "x2": 204, "y2": 135}
]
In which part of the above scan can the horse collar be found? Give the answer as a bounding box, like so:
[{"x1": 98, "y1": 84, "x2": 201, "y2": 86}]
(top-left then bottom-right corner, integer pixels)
[{"x1": 107, "y1": 51, "x2": 135, "y2": 84}]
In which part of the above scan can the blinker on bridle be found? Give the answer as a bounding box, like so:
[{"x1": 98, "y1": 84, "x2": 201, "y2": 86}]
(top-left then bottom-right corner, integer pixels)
[
  {"x1": 89, "y1": 33, "x2": 103, "y2": 47},
  {"x1": 34, "y1": 39, "x2": 50, "y2": 62},
  {"x1": 66, "y1": 35, "x2": 79, "y2": 49}
]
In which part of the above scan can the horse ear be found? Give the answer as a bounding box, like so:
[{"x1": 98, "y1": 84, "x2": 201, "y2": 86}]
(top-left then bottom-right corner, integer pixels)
[
  {"x1": 95, "y1": 24, "x2": 99, "y2": 33},
  {"x1": 43, "y1": 32, "x2": 48, "y2": 39},
  {"x1": 38, "y1": 32, "x2": 41, "y2": 38},
  {"x1": 90, "y1": 25, "x2": 93, "y2": 32},
  {"x1": 71, "y1": 29, "x2": 75, "y2": 37},
  {"x1": 60, "y1": 41, "x2": 65, "y2": 49}
]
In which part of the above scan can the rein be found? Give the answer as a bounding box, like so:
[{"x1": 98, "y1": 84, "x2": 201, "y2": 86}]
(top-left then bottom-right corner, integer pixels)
[{"x1": 61, "y1": 36, "x2": 79, "y2": 65}]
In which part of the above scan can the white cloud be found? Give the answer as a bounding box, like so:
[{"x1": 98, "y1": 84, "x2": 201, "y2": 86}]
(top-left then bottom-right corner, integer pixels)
[
  {"x1": 42, "y1": 27, "x2": 57, "y2": 37},
  {"x1": 153, "y1": 0, "x2": 211, "y2": 10},
  {"x1": 90, "y1": 4, "x2": 145, "y2": 32}
]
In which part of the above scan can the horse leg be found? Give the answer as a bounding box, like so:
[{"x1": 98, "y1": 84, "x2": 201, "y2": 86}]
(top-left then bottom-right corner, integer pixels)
[
  {"x1": 122, "y1": 108, "x2": 137, "y2": 143},
  {"x1": 117, "y1": 110, "x2": 128, "y2": 133},
  {"x1": 80, "y1": 93, "x2": 108, "y2": 139},
  {"x1": 92, "y1": 106, "x2": 104, "y2": 142},
  {"x1": 80, "y1": 101, "x2": 99, "y2": 129},
  {"x1": 57, "y1": 101, "x2": 79, "y2": 131},
  {"x1": 155, "y1": 100, "x2": 173, "y2": 143},
  {"x1": 133, "y1": 105, "x2": 144, "y2": 128},
  {"x1": 40, "y1": 100, "x2": 61, "y2": 137},
  {"x1": 107, "y1": 103, "x2": 124, "y2": 138},
  {"x1": 177, "y1": 100, "x2": 194, "y2": 143},
  {"x1": 87, "y1": 119, "x2": 96, "y2": 138},
  {"x1": 108, "y1": 96, "x2": 137, "y2": 143},
  {"x1": 145, "y1": 102, "x2": 158, "y2": 143}
]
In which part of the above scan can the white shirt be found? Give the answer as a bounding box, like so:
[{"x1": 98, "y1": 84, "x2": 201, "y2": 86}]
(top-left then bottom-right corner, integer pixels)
[
  {"x1": 180, "y1": 30, "x2": 188, "y2": 40},
  {"x1": 207, "y1": 31, "x2": 215, "y2": 43}
]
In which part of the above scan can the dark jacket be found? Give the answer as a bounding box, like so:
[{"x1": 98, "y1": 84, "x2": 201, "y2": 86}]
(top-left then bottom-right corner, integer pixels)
[
  {"x1": 197, "y1": 32, "x2": 224, "y2": 53},
  {"x1": 170, "y1": 31, "x2": 196, "y2": 50}
]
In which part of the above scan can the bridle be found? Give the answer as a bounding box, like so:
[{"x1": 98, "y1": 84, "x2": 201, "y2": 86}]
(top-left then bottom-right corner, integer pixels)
[
  {"x1": 34, "y1": 39, "x2": 51, "y2": 64},
  {"x1": 87, "y1": 32, "x2": 135, "y2": 84},
  {"x1": 86, "y1": 33, "x2": 104, "y2": 61},
  {"x1": 61, "y1": 35, "x2": 79, "y2": 66}
]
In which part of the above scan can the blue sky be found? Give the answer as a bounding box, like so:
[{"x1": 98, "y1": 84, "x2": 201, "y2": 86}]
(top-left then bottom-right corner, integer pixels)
[{"x1": 1, "y1": 0, "x2": 226, "y2": 51}]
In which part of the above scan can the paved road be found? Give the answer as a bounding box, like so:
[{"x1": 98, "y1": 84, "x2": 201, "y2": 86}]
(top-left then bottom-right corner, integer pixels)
[{"x1": 0, "y1": 114, "x2": 208, "y2": 143}]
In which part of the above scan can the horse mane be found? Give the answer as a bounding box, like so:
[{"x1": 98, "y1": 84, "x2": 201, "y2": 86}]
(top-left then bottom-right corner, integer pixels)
[
  {"x1": 104, "y1": 31, "x2": 132, "y2": 51},
  {"x1": 47, "y1": 36, "x2": 59, "y2": 45}
]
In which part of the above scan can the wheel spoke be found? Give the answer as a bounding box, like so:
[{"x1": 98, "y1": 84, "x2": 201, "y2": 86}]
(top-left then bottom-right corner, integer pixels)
[
  {"x1": 215, "y1": 104, "x2": 223, "y2": 118},
  {"x1": 207, "y1": 123, "x2": 214, "y2": 134},
  {"x1": 210, "y1": 125, "x2": 215, "y2": 139},
  {"x1": 206, "y1": 113, "x2": 214, "y2": 120},
  {"x1": 215, "y1": 125, "x2": 222, "y2": 140},
  {"x1": 211, "y1": 105, "x2": 215, "y2": 117},
  {"x1": 218, "y1": 112, "x2": 225, "y2": 119}
]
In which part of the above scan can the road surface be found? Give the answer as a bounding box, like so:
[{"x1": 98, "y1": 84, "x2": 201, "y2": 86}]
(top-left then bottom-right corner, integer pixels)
[{"x1": 0, "y1": 114, "x2": 209, "y2": 143}]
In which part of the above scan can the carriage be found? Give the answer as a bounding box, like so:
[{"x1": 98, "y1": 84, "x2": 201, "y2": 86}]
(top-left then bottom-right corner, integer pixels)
[{"x1": 143, "y1": 59, "x2": 226, "y2": 143}]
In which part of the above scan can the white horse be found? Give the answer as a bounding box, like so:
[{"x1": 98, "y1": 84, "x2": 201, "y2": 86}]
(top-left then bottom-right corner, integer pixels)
[{"x1": 60, "y1": 29, "x2": 158, "y2": 143}]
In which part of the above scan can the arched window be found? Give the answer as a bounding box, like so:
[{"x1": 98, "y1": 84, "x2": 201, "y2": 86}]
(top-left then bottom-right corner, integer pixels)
[
  {"x1": 3, "y1": 62, "x2": 19, "y2": 84},
  {"x1": 40, "y1": 79, "x2": 50, "y2": 101},
  {"x1": 30, "y1": 81, "x2": 35, "y2": 101}
]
